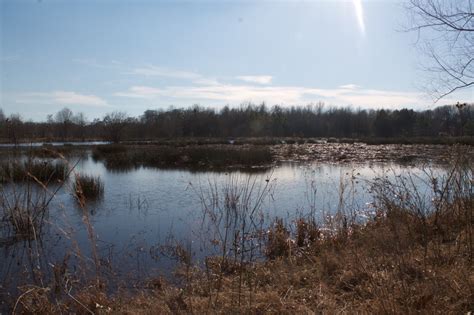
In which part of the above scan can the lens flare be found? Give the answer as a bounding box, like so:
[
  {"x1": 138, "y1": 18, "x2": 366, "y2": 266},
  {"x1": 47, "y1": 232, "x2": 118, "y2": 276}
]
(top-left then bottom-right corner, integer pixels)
[{"x1": 353, "y1": 0, "x2": 365, "y2": 35}]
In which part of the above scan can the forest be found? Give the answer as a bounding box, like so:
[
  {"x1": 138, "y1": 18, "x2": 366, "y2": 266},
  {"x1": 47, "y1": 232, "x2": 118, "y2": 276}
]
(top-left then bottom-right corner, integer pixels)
[{"x1": 0, "y1": 102, "x2": 473, "y2": 143}]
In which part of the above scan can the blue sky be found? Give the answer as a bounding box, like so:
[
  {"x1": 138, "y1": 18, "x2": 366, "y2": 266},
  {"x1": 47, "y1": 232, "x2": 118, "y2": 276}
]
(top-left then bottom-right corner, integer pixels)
[{"x1": 1, "y1": 0, "x2": 472, "y2": 121}]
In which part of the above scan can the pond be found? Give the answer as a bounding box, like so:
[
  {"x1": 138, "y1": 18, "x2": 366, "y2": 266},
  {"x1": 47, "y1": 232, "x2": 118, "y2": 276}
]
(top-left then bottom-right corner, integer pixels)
[{"x1": 0, "y1": 151, "x2": 447, "y2": 298}]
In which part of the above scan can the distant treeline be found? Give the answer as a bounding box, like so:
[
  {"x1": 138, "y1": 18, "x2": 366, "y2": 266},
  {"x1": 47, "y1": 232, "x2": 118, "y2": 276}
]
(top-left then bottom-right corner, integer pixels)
[{"x1": 0, "y1": 103, "x2": 473, "y2": 143}]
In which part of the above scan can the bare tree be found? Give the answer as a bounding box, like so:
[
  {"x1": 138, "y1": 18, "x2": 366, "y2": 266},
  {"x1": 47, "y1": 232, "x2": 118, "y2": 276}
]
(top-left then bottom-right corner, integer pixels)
[
  {"x1": 6, "y1": 114, "x2": 22, "y2": 144},
  {"x1": 55, "y1": 107, "x2": 74, "y2": 140},
  {"x1": 406, "y1": 0, "x2": 473, "y2": 101},
  {"x1": 103, "y1": 111, "x2": 128, "y2": 143},
  {"x1": 73, "y1": 112, "x2": 87, "y2": 141}
]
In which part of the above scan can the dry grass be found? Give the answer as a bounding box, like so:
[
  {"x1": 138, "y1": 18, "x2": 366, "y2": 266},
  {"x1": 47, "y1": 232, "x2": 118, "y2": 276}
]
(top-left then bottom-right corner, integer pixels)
[
  {"x1": 105, "y1": 198, "x2": 471, "y2": 314},
  {"x1": 0, "y1": 159, "x2": 68, "y2": 184},
  {"x1": 74, "y1": 174, "x2": 104, "y2": 202},
  {"x1": 91, "y1": 144, "x2": 274, "y2": 171},
  {"x1": 0, "y1": 160, "x2": 72, "y2": 242},
  {"x1": 6, "y1": 152, "x2": 474, "y2": 314},
  {"x1": 13, "y1": 206, "x2": 473, "y2": 314},
  {"x1": 17, "y1": 198, "x2": 471, "y2": 314}
]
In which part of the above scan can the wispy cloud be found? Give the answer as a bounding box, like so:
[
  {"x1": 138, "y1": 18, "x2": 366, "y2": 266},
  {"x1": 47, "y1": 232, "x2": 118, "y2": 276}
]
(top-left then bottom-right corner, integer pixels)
[
  {"x1": 77, "y1": 60, "x2": 272, "y2": 86},
  {"x1": 51, "y1": 91, "x2": 109, "y2": 106},
  {"x1": 115, "y1": 83, "x2": 428, "y2": 109},
  {"x1": 110, "y1": 64, "x2": 429, "y2": 109},
  {"x1": 15, "y1": 91, "x2": 109, "y2": 107},
  {"x1": 130, "y1": 65, "x2": 202, "y2": 80},
  {"x1": 131, "y1": 65, "x2": 274, "y2": 87},
  {"x1": 128, "y1": 65, "x2": 226, "y2": 86},
  {"x1": 339, "y1": 84, "x2": 360, "y2": 90},
  {"x1": 236, "y1": 75, "x2": 273, "y2": 85},
  {"x1": 72, "y1": 58, "x2": 124, "y2": 70},
  {"x1": 70, "y1": 62, "x2": 467, "y2": 110},
  {"x1": 115, "y1": 86, "x2": 164, "y2": 99}
]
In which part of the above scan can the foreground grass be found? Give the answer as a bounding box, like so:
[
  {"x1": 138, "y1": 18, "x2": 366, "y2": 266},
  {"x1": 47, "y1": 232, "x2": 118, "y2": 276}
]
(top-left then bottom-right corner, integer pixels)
[
  {"x1": 110, "y1": 202, "x2": 472, "y2": 314},
  {"x1": 5, "y1": 149, "x2": 473, "y2": 314},
  {"x1": 12, "y1": 195, "x2": 473, "y2": 314}
]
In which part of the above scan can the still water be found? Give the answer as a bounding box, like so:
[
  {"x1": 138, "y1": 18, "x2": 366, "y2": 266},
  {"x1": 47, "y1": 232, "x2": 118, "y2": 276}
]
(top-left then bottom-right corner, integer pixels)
[
  {"x1": 0, "y1": 141, "x2": 110, "y2": 147},
  {"x1": 0, "y1": 152, "x2": 444, "y2": 291}
]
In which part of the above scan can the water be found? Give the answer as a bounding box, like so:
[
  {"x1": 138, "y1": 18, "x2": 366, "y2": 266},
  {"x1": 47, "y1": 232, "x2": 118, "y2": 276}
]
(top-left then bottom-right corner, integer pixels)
[
  {"x1": 0, "y1": 141, "x2": 110, "y2": 147},
  {"x1": 0, "y1": 152, "x2": 446, "y2": 294}
]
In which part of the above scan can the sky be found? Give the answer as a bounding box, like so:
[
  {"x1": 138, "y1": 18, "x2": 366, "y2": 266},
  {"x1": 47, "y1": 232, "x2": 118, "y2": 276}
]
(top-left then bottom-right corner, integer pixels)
[{"x1": 0, "y1": 0, "x2": 472, "y2": 121}]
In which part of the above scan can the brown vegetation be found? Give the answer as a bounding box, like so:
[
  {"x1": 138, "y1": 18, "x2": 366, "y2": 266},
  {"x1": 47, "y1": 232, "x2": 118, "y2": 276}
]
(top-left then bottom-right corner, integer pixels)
[
  {"x1": 92, "y1": 144, "x2": 274, "y2": 171},
  {"x1": 273, "y1": 141, "x2": 474, "y2": 164},
  {"x1": 74, "y1": 174, "x2": 104, "y2": 202},
  {"x1": 7, "y1": 153, "x2": 472, "y2": 314},
  {"x1": 10, "y1": 195, "x2": 472, "y2": 314},
  {"x1": 0, "y1": 159, "x2": 68, "y2": 183}
]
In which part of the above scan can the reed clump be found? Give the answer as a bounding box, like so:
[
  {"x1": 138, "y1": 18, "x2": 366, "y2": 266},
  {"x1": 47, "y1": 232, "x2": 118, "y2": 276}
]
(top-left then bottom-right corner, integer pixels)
[
  {"x1": 0, "y1": 160, "x2": 68, "y2": 183},
  {"x1": 1, "y1": 187, "x2": 49, "y2": 241},
  {"x1": 7, "y1": 205, "x2": 42, "y2": 238},
  {"x1": 74, "y1": 174, "x2": 104, "y2": 200},
  {"x1": 266, "y1": 218, "x2": 291, "y2": 259}
]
